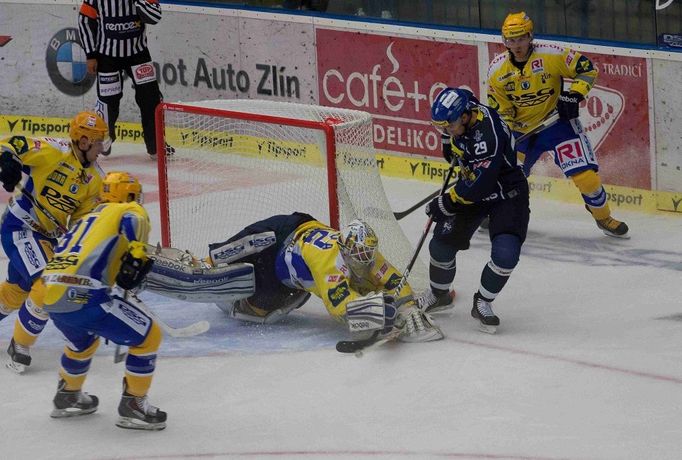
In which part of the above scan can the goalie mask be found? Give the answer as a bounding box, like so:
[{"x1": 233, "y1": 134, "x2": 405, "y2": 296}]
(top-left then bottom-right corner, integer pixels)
[
  {"x1": 100, "y1": 171, "x2": 143, "y2": 204},
  {"x1": 338, "y1": 220, "x2": 378, "y2": 278}
]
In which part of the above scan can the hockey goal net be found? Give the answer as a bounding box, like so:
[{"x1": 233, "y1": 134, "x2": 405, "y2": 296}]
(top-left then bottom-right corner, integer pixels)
[{"x1": 155, "y1": 99, "x2": 427, "y2": 289}]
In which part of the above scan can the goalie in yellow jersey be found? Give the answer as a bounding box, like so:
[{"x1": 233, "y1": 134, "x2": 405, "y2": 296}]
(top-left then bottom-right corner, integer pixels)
[
  {"x1": 487, "y1": 12, "x2": 628, "y2": 238},
  {"x1": 145, "y1": 213, "x2": 443, "y2": 343},
  {"x1": 41, "y1": 171, "x2": 167, "y2": 431}
]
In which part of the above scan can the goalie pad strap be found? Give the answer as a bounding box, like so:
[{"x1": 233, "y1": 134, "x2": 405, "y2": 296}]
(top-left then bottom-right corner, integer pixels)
[{"x1": 208, "y1": 231, "x2": 276, "y2": 266}]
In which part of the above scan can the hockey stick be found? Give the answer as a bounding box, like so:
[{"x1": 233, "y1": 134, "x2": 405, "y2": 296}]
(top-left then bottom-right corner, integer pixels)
[
  {"x1": 393, "y1": 188, "x2": 440, "y2": 221},
  {"x1": 514, "y1": 111, "x2": 559, "y2": 144},
  {"x1": 336, "y1": 159, "x2": 458, "y2": 355},
  {"x1": 112, "y1": 292, "x2": 210, "y2": 362},
  {"x1": 16, "y1": 183, "x2": 69, "y2": 235}
]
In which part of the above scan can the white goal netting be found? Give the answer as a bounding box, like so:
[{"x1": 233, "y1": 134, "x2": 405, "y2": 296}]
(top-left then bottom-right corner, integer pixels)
[{"x1": 157, "y1": 99, "x2": 427, "y2": 289}]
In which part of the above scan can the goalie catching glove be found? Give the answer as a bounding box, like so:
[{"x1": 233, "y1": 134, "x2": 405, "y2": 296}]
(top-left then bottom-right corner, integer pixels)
[{"x1": 116, "y1": 241, "x2": 153, "y2": 290}]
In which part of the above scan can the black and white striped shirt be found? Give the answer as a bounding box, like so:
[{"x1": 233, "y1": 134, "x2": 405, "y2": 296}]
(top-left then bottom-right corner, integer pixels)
[{"x1": 78, "y1": 0, "x2": 162, "y2": 58}]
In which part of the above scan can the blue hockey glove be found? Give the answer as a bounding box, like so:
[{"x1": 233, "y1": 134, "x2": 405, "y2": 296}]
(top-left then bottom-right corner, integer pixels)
[
  {"x1": 425, "y1": 195, "x2": 457, "y2": 222},
  {"x1": 557, "y1": 91, "x2": 583, "y2": 120}
]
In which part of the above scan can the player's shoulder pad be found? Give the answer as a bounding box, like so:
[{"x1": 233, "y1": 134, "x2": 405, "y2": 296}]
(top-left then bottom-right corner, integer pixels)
[
  {"x1": 487, "y1": 52, "x2": 510, "y2": 78},
  {"x1": 532, "y1": 42, "x2": 565, "y2": 56}
]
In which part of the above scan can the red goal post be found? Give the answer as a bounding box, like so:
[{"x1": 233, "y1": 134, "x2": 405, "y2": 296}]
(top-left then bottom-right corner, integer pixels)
[{"x1": 154, "y1": 99, "x2": 427, "y2": 289}]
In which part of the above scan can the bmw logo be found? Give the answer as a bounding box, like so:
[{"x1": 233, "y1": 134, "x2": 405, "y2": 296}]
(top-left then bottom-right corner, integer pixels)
[{"x1": 46, "y1": 28, "x2": 95, "y2": 96}]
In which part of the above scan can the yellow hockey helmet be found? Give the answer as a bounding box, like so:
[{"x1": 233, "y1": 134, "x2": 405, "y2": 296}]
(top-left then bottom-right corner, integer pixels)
[
  {"x1": 502, "y1": 12, "x2": 534, "y2": 39},
  {"x1": 100, "y1": 171, "x2": 143, "y2": 204},
  {"x1": 69, "y1": 111, "x2": 108, "y2": 144}
]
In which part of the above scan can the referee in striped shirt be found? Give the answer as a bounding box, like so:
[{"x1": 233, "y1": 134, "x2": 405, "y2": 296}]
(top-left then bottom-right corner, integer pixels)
[{"x1": 78, "y1": 0, "x2": 166, "y2": 159}]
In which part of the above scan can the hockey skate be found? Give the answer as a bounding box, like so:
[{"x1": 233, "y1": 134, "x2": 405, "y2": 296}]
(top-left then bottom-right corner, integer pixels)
[
  {"x1": 416, "y1": 289, "x2": 455, "y2": 314},
  {"x1": 116, "y1": 380, "x2": 167, "y2": 431},
  {"x1": 471, "y1": 292, "x2": 500, "y2": 334},
  {"x1": 585, "y1": 205, "x2": 629, "y2": 238},
  {"x1": 6, "y1": 338, "x2": 31, "y2": 374},
  {"x1": 51, "y1": 379, "x2": 99, "y2": 418}
]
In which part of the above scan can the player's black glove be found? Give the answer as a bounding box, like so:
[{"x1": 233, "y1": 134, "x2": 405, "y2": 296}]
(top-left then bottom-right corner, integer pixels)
[
  {"x1": 0, "y1": 150, "x2": 22, "y2": 193},
  {"x1": 557, "y1": 91, "x2": 583, "y2": 120},
  {"x1": 116, "y1": 242, "x2": 154, "y2": 290},
  {"x1": 425, "y1": 194, "x2": 457, "y2": 222}
]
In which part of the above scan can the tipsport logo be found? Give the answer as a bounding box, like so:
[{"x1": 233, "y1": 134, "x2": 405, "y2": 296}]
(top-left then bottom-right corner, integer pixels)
[{"x1": 46, "y1": 28, "x2": 95, "y2": 96}]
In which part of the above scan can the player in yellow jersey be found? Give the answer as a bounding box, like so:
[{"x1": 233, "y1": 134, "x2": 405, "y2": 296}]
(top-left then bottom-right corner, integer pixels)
[
  {"x1": 0, "y1": 111, "x2": 107, "y2": 373},
  {"x1": 487, "y1": 12, "x2": 628, "y2": 238},
  {"x1": 146, "y1": 213, "x2": 443, "y2": 343},
  {"x1": 42, "y1": 171, "x2": 165, "y2": 430}
]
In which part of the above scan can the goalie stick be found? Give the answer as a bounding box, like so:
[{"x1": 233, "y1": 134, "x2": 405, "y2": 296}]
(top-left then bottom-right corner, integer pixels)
[
  {"x1": 335, "y1": 159, "x2": 457, "y2": 355},
  {"x1": 393, "y1": 112, "x2": 559, "y2": 221}
]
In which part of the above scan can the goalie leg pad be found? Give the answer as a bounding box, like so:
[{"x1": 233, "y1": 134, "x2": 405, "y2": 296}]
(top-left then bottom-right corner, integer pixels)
[
  {"x1": 146, "y1": 252, "x2": 255, "y2": 303},
  {"x1": 208, "y1": 231, "x2": 276, "y2": 266}
]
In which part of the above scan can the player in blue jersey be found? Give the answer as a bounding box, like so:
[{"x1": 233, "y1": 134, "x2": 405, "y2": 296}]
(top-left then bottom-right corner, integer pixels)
[
  {"x1": 416, "y1": 87, "x2": 530, "y2": 334},
  {"x1": 42, "y1": 171, "x2": 165, "y2": 430},
  {"x1": 0, "y1": 111, "x2": 107, "y2": 373}
]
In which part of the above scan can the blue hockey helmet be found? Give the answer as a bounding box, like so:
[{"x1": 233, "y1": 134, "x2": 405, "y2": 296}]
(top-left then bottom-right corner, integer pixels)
[{"x1": 431, "y1": 88, "x2": 472, "y2": 127}]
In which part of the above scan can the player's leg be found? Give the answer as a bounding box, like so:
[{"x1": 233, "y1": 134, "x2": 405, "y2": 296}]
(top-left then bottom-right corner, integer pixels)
[
  {"x1": 94, "y1": 55, "x2": 125, "y2": 155},
  {"x1": 211, "y1": 212, "x2": 316, "y2": 322},
  {"x1": 549, "y1": 120, "x2": 629, "y2": 238},
  {"x1": 472, "y1": 188, "x2": 530, "y2": 333},
  {"x1": 48, "y1": 319, "x2": 101, "y2": 418},
  {"x1": 1, "y1": 227, "x2": 54, "y2": 372},
  {"x1": 100, "y1": 293, "x2": 166, "y2": 430},
  {"x1": 416, "y1": 213, "x2": 483, "y2": 313},
  {"x1": 125, "y1": 50, "x2": 162, "y2": 157}
]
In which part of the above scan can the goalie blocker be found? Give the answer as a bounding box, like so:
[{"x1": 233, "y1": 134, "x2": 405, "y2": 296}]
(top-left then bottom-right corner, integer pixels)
[{"x1": 143, "y1": 244, "x2": 255, "y2": 304}]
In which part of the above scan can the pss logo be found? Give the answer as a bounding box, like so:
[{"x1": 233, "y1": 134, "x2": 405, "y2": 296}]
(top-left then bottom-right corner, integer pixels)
[{"x1": 46, "y1": 28, "x2": 95, "y2": 96}]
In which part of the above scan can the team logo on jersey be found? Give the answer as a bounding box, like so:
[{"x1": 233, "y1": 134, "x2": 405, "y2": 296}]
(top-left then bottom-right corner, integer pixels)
[
  {"x1": 504, "y1": 82, "x2": 515, "y2": 92},
  {"x1": 384, "y1": 273, "x2": 402, "y2": 290},
  {"x1": 47, "y1": 171, "x2": 67, "y2": 187},
  {"x1": 45, "y1": 28, "x2": 95, "y2": 96},
  {"x1": 473, "y1": 130, "x2": 483, "y2": 142},
  {"x1": 8, "y1": 136, "x2": 28, "y2": 155},
  {"x1": 328, "y1": 281, "x2": 350, "y2": 307},
  {"x1": 40, "y1": 186, "x2": 79, "y2": 213},
  {"x1": 531, "y1": 59, "x2": 544, "y2": 73}
]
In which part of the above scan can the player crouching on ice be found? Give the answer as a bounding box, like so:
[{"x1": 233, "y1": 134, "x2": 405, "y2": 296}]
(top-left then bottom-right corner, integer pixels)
[
  {"x1": 144, "y1": 212, "x2": 443, "y2": 344},
  {"x1": 41, "y1": 172, "x2": 166, "y2": 430}
]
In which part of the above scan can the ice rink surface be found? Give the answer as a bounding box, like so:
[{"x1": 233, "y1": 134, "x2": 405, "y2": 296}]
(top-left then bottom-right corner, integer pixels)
[{"x1": 1, "y1": 149, "x2": 681, "y2": 460}]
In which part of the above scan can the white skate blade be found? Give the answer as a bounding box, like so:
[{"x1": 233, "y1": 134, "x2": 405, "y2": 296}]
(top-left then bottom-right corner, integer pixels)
[
  {"x1": 477, "y1": 323, "x2": 497, "y2": 334},
  {"x1": 424, "y1": 302, "x2": 455, "y2": 314},
  {"x1": 116, "y1": 416, "x2": 166, "y2": 431},
  {"x1": 6, "y1": 359, "x2": 26, "y2": 374},
  {"x1": 602, "y1": 229, "x2": 630, "y2": 239},
  {"x1": 50, "y1": 406, "x2": 98, "y2": 418}
]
